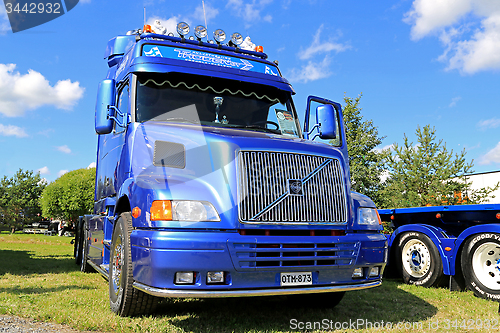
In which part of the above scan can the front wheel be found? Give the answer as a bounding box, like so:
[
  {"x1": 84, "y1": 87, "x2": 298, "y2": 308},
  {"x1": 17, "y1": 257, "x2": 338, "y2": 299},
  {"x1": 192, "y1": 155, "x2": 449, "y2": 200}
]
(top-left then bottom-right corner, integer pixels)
[
  {"x1": 461, "y1": 233, "x2": 500, "y2": 300},
  {"x1": 109, "y1": 212, "x2": 158, "y2": 316},
  {"x1": 395, "y1": 232, "x2": 445, "y2": 287}
]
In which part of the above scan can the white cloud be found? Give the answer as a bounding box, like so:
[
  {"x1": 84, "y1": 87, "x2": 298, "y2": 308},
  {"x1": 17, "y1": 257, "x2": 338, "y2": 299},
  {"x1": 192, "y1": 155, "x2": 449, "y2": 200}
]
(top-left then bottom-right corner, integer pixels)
[
  {"x1": 0, "y1": 4, "x2": 9, "y2": 35},
  {"x1": 0, "y1": 124, "x2": 28, "y2": 137},
  {"x1": 56, "y1": 145, "x2": 72, "y2": 154},
  {"x1": 87, "y1": 162, "x2": 96, "y2": 169},
  {"x1": 288, "y1": 56, "x2": 331, "y2": 83},
  {"x1": 479, "y1": 141, "x2": 500, "y2": 164},
  {"x1": 404, "y1": 0, "x2": 500, "y2": 74},
  {"x1": 449, "y1": 96, "x2": 462, "y2": 107},
  {"x1": 288, "y1": 25, "x2": 350, "y2": 83},
  {"x1": 37, "y1": 166, "x2": 50, "y2": 175},
  {"x1": 299, "y1": 25, "x2": 351, "y2": 60},
  {"x1": 0, "y1": 64, "x2": 84, "y2": 117},
  {"x1": 477, "y1": 117, "x2": 500, "y2": 130},
  {"x1": 147, "y1": 15, "x2": 187, "y2": 35},
  {"x1": 57, "y1": 170, "x2": 69, "y2": 177},
  {"x1": 194, "y1": 2, "x2": 219, "y2": 25},
  {"x1": 226, "y1": 0, "x2": 273, "y2": 27}
]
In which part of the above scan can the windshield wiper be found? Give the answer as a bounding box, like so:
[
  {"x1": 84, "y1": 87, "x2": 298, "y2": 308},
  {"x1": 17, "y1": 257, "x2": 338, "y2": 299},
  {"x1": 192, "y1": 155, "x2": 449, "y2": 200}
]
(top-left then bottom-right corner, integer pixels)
[{"x1": 228, "y1": 125, "x2": 281, "y2": 134}]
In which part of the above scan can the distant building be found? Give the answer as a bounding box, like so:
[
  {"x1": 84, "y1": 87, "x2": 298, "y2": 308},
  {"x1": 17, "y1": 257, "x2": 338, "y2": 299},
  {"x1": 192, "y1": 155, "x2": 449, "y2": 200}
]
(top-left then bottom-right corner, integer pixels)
[{"x1": 464, "y1": 171, "x2": 500, "y2": 204}]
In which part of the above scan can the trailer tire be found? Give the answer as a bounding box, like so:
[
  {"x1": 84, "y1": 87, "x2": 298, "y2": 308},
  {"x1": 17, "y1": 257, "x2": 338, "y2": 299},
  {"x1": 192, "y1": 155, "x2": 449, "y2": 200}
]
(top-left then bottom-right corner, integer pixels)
[
  {"x1": 80, "y1": 220, "x2": 95, "y2": 273},
  {"x1": 461, "y1": 233, "x2": 500, "y2": 301},
  {"x1": 395, "y1": 232, "x2": 445, "y2": 287},
  {"x1": 288, "y1": 291, "x2": 345, "y2": 308},
  {"x1": 109, "y1": 212, "x2": 158, "y2": 317}
]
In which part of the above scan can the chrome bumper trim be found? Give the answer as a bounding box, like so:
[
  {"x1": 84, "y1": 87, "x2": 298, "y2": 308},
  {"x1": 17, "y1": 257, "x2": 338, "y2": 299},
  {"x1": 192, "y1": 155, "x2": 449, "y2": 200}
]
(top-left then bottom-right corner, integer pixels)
[{"x1": 133, "y1": 280, "x2": 381, "y2": 298}]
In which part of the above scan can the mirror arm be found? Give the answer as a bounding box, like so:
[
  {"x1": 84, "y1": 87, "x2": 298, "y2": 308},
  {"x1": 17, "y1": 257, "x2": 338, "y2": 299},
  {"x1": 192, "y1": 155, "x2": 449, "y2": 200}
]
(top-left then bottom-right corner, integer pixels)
[
  {"x1": 107, "y1": 106, "x2": 130, "y2": 127},
  {"x1": 306, "y1": 123, "x2": 320, "y2": 139}
]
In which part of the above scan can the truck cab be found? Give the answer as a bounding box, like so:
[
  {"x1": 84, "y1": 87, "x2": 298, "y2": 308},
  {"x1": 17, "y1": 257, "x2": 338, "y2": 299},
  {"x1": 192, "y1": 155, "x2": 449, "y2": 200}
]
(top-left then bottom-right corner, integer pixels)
[{"x1": 76, "y1": 22, "x2": 387, "y2": 316}]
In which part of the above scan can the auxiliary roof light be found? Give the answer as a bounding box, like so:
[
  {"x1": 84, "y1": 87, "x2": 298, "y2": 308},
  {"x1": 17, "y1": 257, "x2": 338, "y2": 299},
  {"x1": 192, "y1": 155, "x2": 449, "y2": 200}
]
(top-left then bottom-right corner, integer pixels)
[
  {"x1": 194, "y1": 25, "x2": 208, "y2": 40},
  {"x1": 214, "y1": 29, "x2": 226, "y2": 43},
  {"x1": 168, "y1": 32, "x2": 174, "y2": 37},
  {"x1": 189, "y1": 36, "x2": 195, "y2": 40},
  {"x1": 176, "y1": 22, "x2": 190, "y2": 37},
  {"x1": 231, "y1": 32, "x2": 243, "y2": 46}
]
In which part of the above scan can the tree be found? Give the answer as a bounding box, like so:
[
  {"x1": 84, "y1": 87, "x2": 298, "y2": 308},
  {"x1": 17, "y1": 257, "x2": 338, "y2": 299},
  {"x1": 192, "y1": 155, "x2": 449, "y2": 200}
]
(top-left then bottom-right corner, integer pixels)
[
  {"x1": 40, "y1": 168, "x2": 95, "y2": 223},
  {"x1": 336, "y1": 94, "x2": 388, "y2": 206},
  {"x1": 381, "y1": 125, "x2": 498, "y2": 208},
  {"x1": 0, "y1": 169, "x2": 47, "y2": 233}
]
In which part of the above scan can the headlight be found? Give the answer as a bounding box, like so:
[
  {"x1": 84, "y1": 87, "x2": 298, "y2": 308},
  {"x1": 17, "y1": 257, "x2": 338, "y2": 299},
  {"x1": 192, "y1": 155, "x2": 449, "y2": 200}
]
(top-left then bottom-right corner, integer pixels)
[
  {"x1": 357, "y1": 208, "x2": 381, "y2": 226},
  {"x1": 150, "y1": 200, "x2": 220, "y2": 221}
]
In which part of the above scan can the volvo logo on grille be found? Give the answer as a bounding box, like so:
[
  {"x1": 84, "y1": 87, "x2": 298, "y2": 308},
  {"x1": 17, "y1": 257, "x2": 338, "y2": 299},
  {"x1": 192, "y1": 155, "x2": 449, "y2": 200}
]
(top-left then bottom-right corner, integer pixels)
[{"x1": 288, "y1": 179, "x2": 303, "y2": 196}]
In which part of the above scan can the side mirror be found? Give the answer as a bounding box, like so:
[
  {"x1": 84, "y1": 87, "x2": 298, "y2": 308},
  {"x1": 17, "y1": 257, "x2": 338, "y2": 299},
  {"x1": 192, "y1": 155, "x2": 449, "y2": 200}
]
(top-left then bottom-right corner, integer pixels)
[
  {"x1": 316, "y1": 104, "x2": 337, "y2": 139},
  {"x1": 95, "y1": 79, "x2": 116, "y2": 134}
]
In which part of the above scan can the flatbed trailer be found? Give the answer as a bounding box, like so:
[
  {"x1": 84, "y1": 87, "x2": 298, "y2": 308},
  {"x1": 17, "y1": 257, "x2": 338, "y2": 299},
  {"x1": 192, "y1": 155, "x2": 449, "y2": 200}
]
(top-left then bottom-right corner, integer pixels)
[{"x1": 379, "y1": 204, "x2": 500, "y2": 301}]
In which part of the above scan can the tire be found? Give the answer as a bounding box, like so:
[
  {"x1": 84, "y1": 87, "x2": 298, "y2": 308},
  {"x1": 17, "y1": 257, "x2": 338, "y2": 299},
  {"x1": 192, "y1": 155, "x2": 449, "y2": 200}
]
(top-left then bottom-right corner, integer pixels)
[
  {"x1": 395, "y1": 232, "x2": 445, "y2": 287},
  {"x1": 80, "y1": 220, "x2": 95, "y2": 273},
  {"x1": 461, "y1": 233, "x2": 500, "y2": 301},
  {"x1": 109, "y1": 212, "x2": 158, "y2": 317},
  {"x1": 288, "y1": 291, "x2": 345, "y2": 308},
  {"x1": 75, "y1": 219, "x2": 83, "y2": 265}
]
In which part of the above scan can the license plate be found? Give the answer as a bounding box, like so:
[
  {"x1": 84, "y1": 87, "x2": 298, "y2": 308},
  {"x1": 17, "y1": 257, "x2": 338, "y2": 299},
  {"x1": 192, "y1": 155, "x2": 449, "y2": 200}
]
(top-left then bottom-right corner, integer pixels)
[{"x1": 280, "y1": 272, "x2": 313, "y2": 286}]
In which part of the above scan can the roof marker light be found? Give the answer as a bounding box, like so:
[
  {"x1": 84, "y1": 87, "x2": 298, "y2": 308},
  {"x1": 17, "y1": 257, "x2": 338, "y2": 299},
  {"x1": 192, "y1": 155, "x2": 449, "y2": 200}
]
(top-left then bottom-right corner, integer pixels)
[
  {"x1": 177, "y1": 22, "x2": 190, "y2": 37},
  {"x1": 195, "y1": 25, "x2": 208, "y2": 40},
  {"x1": 214, "y1": 29, "x2": 226, "y2": 43},
  {"x1": 168, "y1": 32, "x2": 174, "y2": 37},
  {"x1": 231, "y1": 32, "x2": 243, "y2": 46}
]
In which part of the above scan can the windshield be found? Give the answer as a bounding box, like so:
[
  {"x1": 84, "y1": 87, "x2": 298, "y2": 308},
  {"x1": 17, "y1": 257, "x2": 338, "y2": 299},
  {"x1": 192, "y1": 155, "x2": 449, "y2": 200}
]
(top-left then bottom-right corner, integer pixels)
[{"x1": 135, "y1": 73, "x2": 301, "y2": 137}]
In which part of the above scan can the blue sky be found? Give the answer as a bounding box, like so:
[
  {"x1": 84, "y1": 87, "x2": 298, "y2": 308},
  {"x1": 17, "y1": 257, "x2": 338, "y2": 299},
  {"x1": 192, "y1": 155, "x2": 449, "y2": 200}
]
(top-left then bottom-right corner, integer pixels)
[{"x1": 0, "y1": 0, "x2": 499, "y2": 182}]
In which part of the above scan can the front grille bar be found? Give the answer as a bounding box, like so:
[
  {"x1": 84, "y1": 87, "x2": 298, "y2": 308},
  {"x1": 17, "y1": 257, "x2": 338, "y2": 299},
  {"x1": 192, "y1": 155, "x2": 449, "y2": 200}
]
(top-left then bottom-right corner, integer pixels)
[
  {"x1": 238, "y1": 151, "x2": 348, "y2": 224},
  {"x1": 250, "y1": 159, "x2": 332, "y2": 221}
]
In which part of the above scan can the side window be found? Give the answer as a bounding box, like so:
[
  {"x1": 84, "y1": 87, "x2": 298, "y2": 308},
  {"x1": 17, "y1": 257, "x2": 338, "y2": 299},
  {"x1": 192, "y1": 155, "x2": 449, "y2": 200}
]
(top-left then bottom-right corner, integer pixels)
[{"x1": 115, "y1": 84, "x2": 129, "y2": 133}]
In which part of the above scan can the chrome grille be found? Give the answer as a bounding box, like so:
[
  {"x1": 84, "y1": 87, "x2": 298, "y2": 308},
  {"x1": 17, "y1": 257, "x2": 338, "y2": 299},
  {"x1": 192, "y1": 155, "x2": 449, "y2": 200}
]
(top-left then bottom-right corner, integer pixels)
[{"x1": 238, "y1": 151, "x2": 348, "y2": 223}]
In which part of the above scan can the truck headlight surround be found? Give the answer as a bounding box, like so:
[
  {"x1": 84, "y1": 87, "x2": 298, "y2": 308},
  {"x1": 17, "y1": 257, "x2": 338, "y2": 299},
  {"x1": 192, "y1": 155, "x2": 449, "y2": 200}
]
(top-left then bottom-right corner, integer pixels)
[
  {"x1": 357, "y1": 207, "x2": 381, "y2": 226},
  {"x1": 214, "y1": 29, "x2": 226, "y2": 43},
  {"x1": 150, "y1": 200, "x2": 220, "y2": 222},
  {"x1": 177, "y1": 22, "x2": 190, "y2": 37}
]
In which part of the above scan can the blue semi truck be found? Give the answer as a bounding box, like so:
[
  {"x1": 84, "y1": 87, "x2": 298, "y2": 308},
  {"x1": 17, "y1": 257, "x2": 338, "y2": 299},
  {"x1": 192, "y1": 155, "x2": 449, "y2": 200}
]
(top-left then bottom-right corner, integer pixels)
[
  {"x1": 74, "y1": 21, "x2": 387, "y2": 316},
  {"x1": 379, "y1": 204, "x2": 500, "y2": 301}
]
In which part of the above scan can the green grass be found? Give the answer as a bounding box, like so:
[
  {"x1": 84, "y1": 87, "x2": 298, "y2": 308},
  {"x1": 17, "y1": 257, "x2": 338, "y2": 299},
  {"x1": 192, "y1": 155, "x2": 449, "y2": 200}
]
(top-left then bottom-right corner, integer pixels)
[{"x1": 0, "y1": 231, "x2": 499, "y2": 332}]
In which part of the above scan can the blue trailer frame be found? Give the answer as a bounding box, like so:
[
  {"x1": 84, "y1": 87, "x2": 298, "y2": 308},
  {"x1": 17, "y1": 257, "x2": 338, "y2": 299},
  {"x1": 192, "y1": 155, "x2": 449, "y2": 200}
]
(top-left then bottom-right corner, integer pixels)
[
  {"x1": 74, "y1": 22, "x2": 388, "y2": 317},
  {"x1": 379, "y1": 204, "x2": 500, "y2": 301}
]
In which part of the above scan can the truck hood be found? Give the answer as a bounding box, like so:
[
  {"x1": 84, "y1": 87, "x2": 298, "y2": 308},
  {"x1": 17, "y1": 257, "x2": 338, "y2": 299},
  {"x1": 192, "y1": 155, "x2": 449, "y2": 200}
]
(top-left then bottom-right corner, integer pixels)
[{"x1": 125, "y1": 121, "x2": 351, "y2": 229}]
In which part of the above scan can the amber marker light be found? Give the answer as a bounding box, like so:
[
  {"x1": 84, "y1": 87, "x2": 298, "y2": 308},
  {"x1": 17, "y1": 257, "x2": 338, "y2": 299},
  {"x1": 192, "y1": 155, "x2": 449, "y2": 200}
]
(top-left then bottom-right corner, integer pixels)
[
  {"x1": 496, "y1": 213, "x2": 500, "y2": 220},
  {"x1": 436, "y1": 213, "x2": 442, "y2": 219},
  {"x1": 376, "y1": 210, "x2": 382, "y2": 225},
  {"x1": 445, "y1": 247, "x2": 452, "y2": 251},
  {"x1": 150, "y1": 200, "x2": 172, "y2": 221},
  {"x1": 255, "y1": 45, "x2": 263, "y2": 52},
  {"x1": 132, "y1": 207, "x2": 141, "y2": 218},
  {"x1": 143, "y1": 24, "x2": 153, "y2": 33}
]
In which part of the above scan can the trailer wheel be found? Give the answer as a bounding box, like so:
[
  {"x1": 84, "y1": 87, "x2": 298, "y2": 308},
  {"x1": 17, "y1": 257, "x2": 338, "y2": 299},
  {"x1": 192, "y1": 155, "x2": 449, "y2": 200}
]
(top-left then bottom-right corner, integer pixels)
[
  {"x1": 395, "y1": 232, "x2": 445, "y2": 287},
  {"x1": 80, "y1": 220, "x2": 94, "y2": 273},
  {"x1": 461, "y1": 233, "x2": 500, "y2": 300},
  {"x1": 109, "y1": 212, "x2": 158, "y2": 317}
]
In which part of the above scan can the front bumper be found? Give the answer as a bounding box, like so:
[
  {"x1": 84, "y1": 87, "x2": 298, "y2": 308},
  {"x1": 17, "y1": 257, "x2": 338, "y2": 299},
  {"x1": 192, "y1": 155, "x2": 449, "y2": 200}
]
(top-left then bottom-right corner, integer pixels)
[{"x1": 130, "y1": 229, "x2": 387, "y2": 297}]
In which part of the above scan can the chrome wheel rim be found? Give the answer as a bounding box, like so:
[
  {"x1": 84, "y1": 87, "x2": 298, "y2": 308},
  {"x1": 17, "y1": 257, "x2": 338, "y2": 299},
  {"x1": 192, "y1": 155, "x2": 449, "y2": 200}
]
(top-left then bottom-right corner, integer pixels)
[
  {"x1": 402, "y1": 239, "x2": 431, "y2": 278},
  {"x1": 111, "y1": 235, "x2": 123, "y2": 296},
  {"x1": 472, "y1": 242, "x2": 500, "y2": 290}
]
